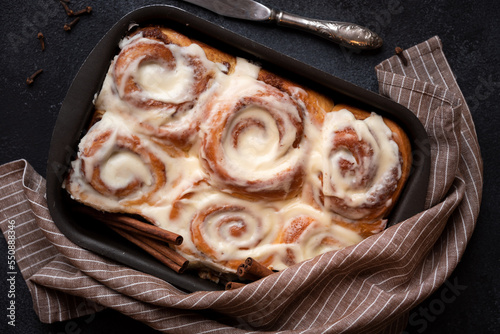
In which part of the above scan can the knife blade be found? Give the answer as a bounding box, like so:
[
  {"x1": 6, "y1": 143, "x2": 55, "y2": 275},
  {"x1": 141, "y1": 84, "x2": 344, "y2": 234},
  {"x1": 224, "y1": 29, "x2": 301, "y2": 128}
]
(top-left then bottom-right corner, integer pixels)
[{"x1": 182, "y1": 0, "x2": 383, "y2": 50}]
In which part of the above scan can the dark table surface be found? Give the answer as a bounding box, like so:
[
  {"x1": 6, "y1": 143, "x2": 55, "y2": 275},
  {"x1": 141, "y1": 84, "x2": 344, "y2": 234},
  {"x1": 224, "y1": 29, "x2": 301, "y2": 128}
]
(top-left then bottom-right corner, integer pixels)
[{"x1": 1, "y1": 1, "x2": 499, "y2": 333}]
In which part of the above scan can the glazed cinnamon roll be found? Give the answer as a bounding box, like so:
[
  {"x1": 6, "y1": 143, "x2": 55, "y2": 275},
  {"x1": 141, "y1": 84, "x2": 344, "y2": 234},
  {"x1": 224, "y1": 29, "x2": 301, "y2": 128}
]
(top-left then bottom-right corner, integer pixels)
[
  {"x1": 98, "y1": 27, "x2": 229, "y2": 148},
  {"x1": 64, "y1": 112, "x2": 170, "y2": 214},
  {"x1": 277, "y1": 203, "x2": 363, "y2": 265},
  {"x1": 168, "y1": 182, "x2": 280, "y2": 272},
  {"x1": 320, "y1": 104, "x2": 411, "y2": 222},
  {"x1": 200, "y1": 62, "x2": 306, "y2": 200}
]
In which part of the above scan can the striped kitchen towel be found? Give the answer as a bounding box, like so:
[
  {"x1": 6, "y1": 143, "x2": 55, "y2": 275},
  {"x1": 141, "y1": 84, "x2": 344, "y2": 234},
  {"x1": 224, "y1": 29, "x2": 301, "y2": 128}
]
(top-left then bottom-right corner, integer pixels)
[{"x1": 0, "y1": 36, "x2": 482, "y2": 333}]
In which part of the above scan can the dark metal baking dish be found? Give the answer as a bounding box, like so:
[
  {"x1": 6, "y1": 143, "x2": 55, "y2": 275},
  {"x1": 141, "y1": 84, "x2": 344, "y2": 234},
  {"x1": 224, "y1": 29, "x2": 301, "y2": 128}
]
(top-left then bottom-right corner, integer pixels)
[{"x1": 46, "y1": 5, "x2": 430, "y2": 293}]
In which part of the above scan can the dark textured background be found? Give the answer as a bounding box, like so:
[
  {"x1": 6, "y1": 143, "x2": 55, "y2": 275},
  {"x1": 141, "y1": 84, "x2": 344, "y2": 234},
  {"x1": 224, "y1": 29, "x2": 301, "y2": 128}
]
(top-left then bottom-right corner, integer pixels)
[{"x1": 1, "y1": 0, "x2": 499, "y2": 333}]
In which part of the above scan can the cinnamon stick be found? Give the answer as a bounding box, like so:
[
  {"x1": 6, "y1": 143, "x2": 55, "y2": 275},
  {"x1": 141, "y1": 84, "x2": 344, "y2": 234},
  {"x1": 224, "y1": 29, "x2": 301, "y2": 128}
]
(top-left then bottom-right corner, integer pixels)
[
  {"x1": 78, "y1": 207, "x2": 183, "y2": 245},
  {"x1": 110, "y1": 214, "x2": 183, "y2": 245},
  {"x1": 236, "y1": 257, "x2": 274, "y2": 281},
  {"x1": 237, "y1": 263, "x2": 258, "y2": 281},
  {"x1": 103, "y1": 219, "x2": 173, "y2": 244},
  {"x1": 225, "y1": 281, "x2": 246, "y2": 290},
  {"x1": 109, "y1": 227, "x2": 188, "y2": 274},
  {"x1": 245, "y1": 257, "x2": 274, "y2": 277},
  {"x1": 134, "y1": 233, "x2": 188, "y2": 269}
]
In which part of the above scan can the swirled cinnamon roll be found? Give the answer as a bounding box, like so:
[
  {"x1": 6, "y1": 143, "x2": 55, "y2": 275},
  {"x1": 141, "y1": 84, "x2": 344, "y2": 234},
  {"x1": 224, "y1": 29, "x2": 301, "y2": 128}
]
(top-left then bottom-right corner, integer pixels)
[
  {"x1": 64, "y1": 112, "x2": 172, "y2": 215},
  {"x1": 200, "y1": 60, "x2": 307, "y2": 200},
  {"x1": 320, "y1": 104, "x2": 411, "y2": 222},
  {"x1": 277, "y1": 203, "x2": 363, "y2": 265},
  {"x1": 96, "y1": 27, "x2": 234, "y2": 148},
  {"x1": 167, "y1": 182, "x2": 281, "y2": 272}
]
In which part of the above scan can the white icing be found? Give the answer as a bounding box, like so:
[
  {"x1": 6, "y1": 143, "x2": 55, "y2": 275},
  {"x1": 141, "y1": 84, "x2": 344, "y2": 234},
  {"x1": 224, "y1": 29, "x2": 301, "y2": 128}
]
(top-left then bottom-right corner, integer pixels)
[
  {"x1": 99, "y1": 151, "x2": 153, "y2": 189},
  {"x1": 233, "y1": 57, "x2": 260, "y2": 78},
  {"x1": 133, "y1": 60, "x2": 194, "y2": 103},
  {"x1": 223, "y1": 106, "x2": 280, "y2": 171},
  {"x1": 118, "y1": 32, "x2": 143, "y2": 49}
]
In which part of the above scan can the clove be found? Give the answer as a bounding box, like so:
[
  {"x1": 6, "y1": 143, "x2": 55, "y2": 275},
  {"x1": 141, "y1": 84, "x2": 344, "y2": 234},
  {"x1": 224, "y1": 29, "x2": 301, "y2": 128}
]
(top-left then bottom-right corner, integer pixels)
[
  {"x1": 26, "y1": 69, "x2": 43, "y2": 85},
  {"x1": 395, "y1": 47, "x2": 408, "y2": 66},
  {"x1": 64, "y1": 17, "x2": 80, "y2": 31},
  {"x1": 37, "y1": 32, "x2": 45, "y2": 51},
  {"x1": 60, "y1": 1, "x2": 73, "y2": 16},
  {"x1": 73, "y1": 6, "x2": 92, "y2": 16}
]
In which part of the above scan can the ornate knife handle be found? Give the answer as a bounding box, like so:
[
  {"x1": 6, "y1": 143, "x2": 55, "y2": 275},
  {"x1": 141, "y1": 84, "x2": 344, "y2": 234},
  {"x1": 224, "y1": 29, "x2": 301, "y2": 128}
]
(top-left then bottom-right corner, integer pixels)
[{"x1": 273, "y1": 11, "x2": 383, "y2": 50}]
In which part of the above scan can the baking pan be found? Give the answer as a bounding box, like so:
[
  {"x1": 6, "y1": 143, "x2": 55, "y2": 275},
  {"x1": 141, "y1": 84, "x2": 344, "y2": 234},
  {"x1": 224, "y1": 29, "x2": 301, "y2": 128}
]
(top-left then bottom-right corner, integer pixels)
[{"x1": 46, "y1": 5, "x2": 430, "y2": 292}]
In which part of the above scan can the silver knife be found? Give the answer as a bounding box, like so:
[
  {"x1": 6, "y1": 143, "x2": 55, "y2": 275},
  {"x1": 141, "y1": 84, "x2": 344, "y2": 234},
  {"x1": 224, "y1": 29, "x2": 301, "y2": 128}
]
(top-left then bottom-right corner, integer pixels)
[{"x1": 182, "y1": 0, "x2": 383, "y2": 50}]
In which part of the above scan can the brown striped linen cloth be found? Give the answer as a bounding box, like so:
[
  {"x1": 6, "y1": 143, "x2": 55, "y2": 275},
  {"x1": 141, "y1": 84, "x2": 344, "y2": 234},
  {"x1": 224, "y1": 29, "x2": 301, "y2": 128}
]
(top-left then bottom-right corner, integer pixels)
[{"x1": 0, "y1": 36, "x2": 482, "y2": 333}]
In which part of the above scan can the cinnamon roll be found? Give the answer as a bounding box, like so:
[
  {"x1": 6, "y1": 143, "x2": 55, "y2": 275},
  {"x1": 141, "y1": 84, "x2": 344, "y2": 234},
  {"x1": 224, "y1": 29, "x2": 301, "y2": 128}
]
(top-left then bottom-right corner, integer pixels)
[
  {"x1": 167, "y1": 182, "x2": 280, "y2": 272},
  {"x1": 277, "y1": 203, "x2": 363, "y2": 265},
  {"x1": 320, "y1": 104, "x2": 411, "y2": 222},
  {"x1": 64, "y1": 112, "x2": 170, "y2": 214},
  {"x1": 200, "y1": 61, "x2": 306, "y2": 200},
  {"x1": 98, "y1": 27, "x2": 231, "y2": 148}
]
